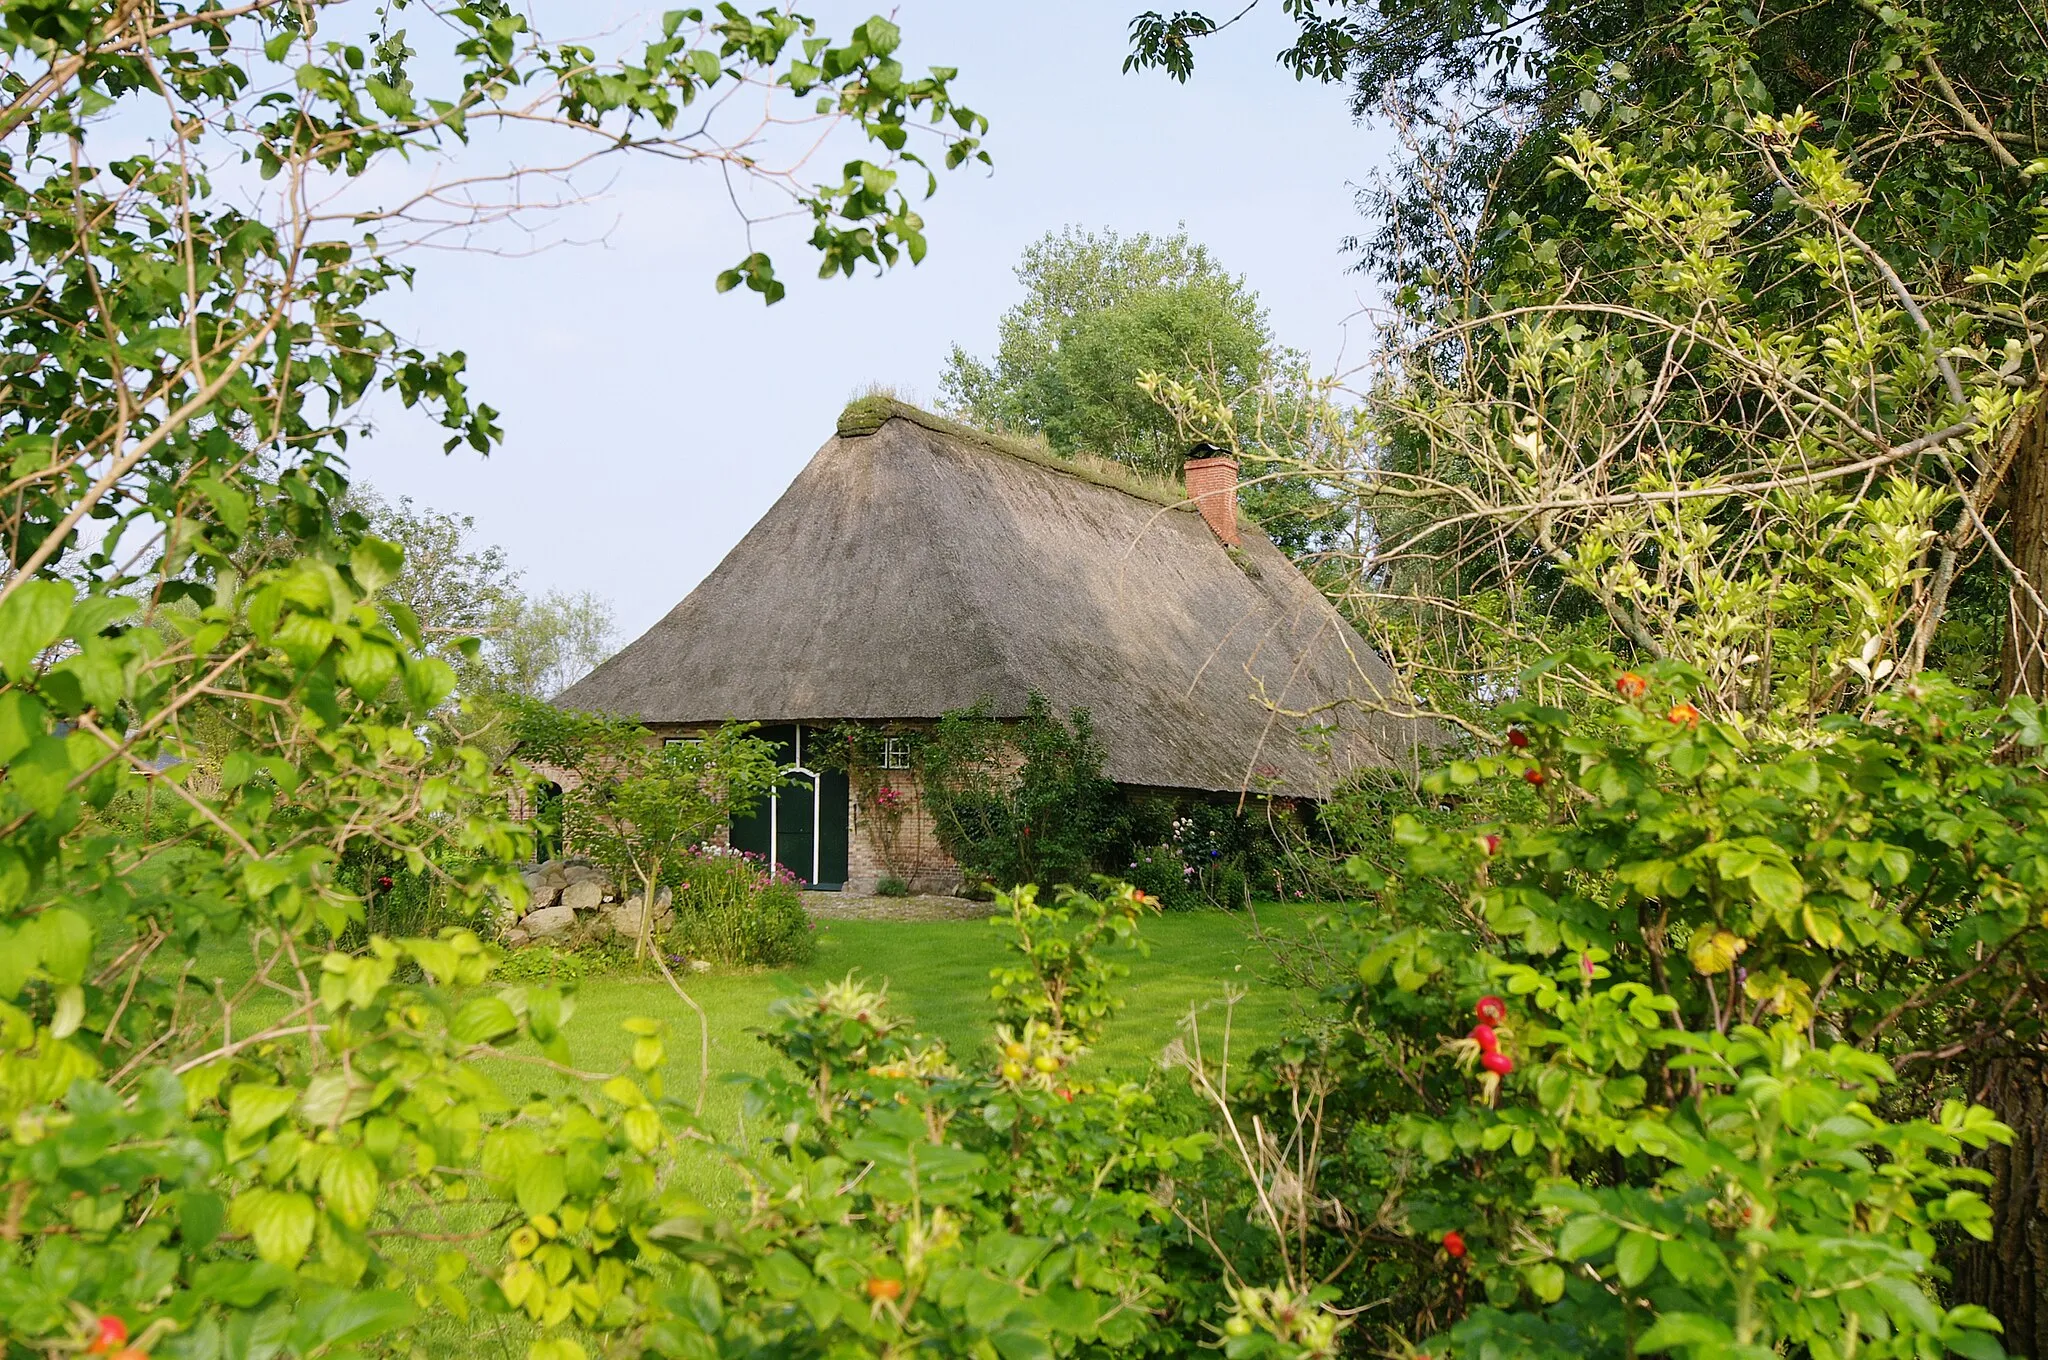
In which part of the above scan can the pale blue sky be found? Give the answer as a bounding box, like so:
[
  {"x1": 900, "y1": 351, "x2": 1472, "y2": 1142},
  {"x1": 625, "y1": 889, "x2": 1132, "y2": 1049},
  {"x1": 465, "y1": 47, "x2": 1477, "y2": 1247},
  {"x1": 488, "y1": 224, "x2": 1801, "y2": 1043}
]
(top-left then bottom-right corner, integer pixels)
[{"x1": 348, "y1": 2, "x2": 1398, "y2": 639}]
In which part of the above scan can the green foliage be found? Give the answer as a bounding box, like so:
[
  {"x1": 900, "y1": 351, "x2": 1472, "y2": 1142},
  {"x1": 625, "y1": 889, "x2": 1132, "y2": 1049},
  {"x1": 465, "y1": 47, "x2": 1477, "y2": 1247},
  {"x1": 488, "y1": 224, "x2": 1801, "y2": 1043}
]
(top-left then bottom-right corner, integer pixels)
[
  {"x1": 512, "y1": 705, "x2": 781, "y2": 959},
  {"x1": 937, "y1": 227, "x2": 1337, "y2": 552},
  {"x1": 940, "y1": 227, "x2": 1270, "y2": 474},
  {"x1": 353, "y1": 491, "x2": 616, "y2": 702},
  {"x1": 921, "y1": 693, "x2": 1119, "y2": 890},
  {"x1": 1116, "y1": 794, "x2": 1310, "y2": 909},
  {"x1": 489, "y1": 944, "x2": 596, "y2": 983},
  {"x1": 663, "y1": 847, "x2": 816, "y2": 968},
  {"x1": 0, "y1": 2, "x2": 987, "y2": 1352},
  {"x1": 987, "y1": 881, "x2": 1154, "y2": 1047},
  {"x1": 1170, "y1": 670, "x2": 2048, "y2": 1355},
  {"x1": 875, "y1": 875, "x2": 911, "y2": 897},
  {"x1": 660, "y1": 882, "x2": 1207, "y2": 1357}
]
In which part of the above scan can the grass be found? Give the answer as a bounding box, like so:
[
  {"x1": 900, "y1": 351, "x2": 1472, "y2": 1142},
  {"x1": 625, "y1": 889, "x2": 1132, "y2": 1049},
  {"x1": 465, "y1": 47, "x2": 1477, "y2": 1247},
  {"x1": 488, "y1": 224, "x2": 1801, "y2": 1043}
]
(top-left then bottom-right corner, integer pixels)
[
  {"x1": 159, "y1": 901, "x2": 1324, "y2": 1216},
  {"x1": 147, "y1": 902, "x2": 1324, "y2": 1353},
  {"x1": 544, "y1": 905, "x2": 1319, "y2": 1198}
]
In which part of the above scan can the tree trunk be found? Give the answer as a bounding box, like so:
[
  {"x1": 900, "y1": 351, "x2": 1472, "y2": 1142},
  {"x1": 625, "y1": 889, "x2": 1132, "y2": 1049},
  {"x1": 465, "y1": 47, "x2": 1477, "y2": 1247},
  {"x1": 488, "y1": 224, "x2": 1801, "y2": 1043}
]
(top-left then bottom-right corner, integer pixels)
[
  {"x1": 1952, "y1": 1055, "x2": 2048, "y2": 1356},
  {"x1": 2003, "y1": 414, "x2": 2048, "y2": 699},
  {"x1": 638, "y1": 875, "x2": 656, "y2": 961}
]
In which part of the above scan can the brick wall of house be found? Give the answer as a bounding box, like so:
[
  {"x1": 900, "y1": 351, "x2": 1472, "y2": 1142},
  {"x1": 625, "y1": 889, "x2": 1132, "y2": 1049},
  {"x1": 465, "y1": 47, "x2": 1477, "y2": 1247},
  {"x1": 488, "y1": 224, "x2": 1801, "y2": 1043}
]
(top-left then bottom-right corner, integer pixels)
[{"x1": 847, "y1": 768, "x2": 960, "y2": 895}]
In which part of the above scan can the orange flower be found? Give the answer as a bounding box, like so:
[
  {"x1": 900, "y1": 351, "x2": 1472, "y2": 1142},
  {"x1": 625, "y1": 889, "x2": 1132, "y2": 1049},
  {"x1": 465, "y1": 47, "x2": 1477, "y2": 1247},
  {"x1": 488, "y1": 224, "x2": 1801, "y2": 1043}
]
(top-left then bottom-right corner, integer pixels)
[{"x1": 1667, "y1": 702, "x2": 1702, "y2": 726}]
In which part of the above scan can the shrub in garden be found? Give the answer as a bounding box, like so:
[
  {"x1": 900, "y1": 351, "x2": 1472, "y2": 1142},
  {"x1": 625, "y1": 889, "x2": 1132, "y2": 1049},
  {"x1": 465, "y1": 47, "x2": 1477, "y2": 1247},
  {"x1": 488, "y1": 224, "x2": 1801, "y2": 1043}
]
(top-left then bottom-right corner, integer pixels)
[
  {"x1": 662, "y1": 845, "x2": 816, "y2": 967},
  {"x1": 1124, "y1": 841, "x2": 1200, "y2": 910},
  {"x1": 1163, "y1": 666, "x2": 2048, "y2": 1357},
  {"x1": 875, "y1": 874, "x2": 911, "y2": 897},
  {"x1": 667, "y1": 881, "x2": 1212, "y2": 1355},
  {"x1": 0, "y1": 3, "x2": 992, "y2": 1352},
  {"x1": 510, "y1": 706, "x2": 781, "y2": 961},
  {"x1": 921, "y1": 693, "x2": 1119, "y2": 889}
]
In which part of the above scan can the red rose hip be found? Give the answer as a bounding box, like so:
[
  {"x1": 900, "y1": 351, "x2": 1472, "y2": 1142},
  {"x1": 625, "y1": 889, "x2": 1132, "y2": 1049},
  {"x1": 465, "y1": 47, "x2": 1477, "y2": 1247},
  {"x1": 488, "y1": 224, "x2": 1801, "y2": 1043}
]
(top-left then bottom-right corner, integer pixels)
[
  {"x1": 1506, "y1": 729, "x2": 1531, "y2": 749},
  {"x1": 1481, "y1": 1050, "x2": 1514, "y2": 1075},
  {"x1": 1443, "y1": 1230, "x2": 1467, "y2": 1258},
  {"x1": 91, "y1": 1318, "x2": 129, "y2": 1354},
  {"x1": 1475, "y1": 995, "x2": 1506, "y2": 1023},
  {"x1": 1523, "y1": 767, "x2": 1546, "y2": 785},
  {"x1": 1470, "y1": 1022, "x2": 1498, "y2": 1051}
]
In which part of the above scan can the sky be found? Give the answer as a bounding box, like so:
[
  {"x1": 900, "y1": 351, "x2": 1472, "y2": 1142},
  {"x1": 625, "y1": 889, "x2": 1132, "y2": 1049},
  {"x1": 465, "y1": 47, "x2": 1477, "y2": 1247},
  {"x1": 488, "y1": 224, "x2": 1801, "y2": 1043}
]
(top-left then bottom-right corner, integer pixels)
[{"x1": 345, "y1": 2, "x2": 1401, "y2": 642}]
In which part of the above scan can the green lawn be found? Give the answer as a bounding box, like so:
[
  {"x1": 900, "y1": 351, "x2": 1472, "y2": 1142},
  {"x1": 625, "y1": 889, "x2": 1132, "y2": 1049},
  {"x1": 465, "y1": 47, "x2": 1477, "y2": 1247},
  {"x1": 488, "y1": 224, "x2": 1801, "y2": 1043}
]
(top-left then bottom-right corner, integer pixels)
[
  {"x1": 165, "y1": 902, "x2": 1326, "y2": 1351},
  {"x1": 167, "y1": 901, "x2": 1325, "y2": 1212},
  {"x1": 548, "y1": 905, "x2": 1321, "y2": 1172}
]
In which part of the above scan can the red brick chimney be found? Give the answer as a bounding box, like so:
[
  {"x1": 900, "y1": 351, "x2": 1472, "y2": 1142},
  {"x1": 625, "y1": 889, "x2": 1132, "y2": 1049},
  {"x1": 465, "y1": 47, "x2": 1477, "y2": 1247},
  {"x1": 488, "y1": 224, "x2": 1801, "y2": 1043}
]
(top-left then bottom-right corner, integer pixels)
[{"x1": 1184, "y1": 447, "x2": 1240, "y2": 546}]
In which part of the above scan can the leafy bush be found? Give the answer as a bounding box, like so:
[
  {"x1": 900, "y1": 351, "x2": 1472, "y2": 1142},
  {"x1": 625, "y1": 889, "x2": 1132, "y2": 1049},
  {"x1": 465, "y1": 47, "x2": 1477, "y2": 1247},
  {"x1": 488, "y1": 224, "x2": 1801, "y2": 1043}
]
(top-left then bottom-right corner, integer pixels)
[
  {"x1": 1115, "y1": 796, "x2": 1301, "y2": 909},
  {"x1": 489, "y1": 944, "x2": 594, "y2": 983},
  {"x1": 1123, "y1": 842, "x2": 1199, "y2": 910},
  {"x1": 875, "y1": 875, "x2": 911, "y2": 897},
  {"x1": 921, "y1": 692, "x2": 1118, "y2": 888},
  {"x1": 1163, "y1": 667, "x2": 2047, "y2": 1356},
  {"x1": 663, "y1": 846, "x2": 816, "y2": 967},
  {"x1": 674, "y1": 881, "x2": 1210, "y2": 1355}
]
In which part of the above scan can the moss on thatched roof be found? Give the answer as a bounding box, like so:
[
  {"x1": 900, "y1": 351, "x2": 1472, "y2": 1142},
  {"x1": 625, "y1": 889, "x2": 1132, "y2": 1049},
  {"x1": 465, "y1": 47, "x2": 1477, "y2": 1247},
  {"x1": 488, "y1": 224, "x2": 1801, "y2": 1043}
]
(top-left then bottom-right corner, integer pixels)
[
  {"x1": 835, "y1": 396, "x2": 1195, "y2": 510},
  {"x1": 558, "y1": 406, "x2": 1438, "y2": 797}
]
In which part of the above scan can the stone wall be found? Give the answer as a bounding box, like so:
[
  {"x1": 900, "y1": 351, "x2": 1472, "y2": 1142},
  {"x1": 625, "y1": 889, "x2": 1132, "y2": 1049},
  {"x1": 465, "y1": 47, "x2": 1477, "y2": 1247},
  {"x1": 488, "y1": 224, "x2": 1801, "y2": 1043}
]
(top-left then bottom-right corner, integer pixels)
[{"x1": 502, "y1": 859, "x2": 673, "y2": 948}]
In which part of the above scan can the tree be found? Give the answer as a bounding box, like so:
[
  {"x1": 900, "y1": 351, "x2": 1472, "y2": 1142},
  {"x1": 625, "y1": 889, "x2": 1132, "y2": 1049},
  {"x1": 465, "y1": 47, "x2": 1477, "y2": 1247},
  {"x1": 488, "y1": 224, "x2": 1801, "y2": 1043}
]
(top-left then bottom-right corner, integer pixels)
[
  {"x1": 0, "y1": 1, "x2": 988, "y2": 1350},
  {"x1": 509, "y1": 703, "x2": 780, "y2": 960},
  {"x1": 354, "y1": 490, "x2": 617, "y2": 699},
  {"x1": 1127, "y1": 0, "x2": 2048, "y2": 696},
  {"x1": 941, "y1": 227, "x2": 1339, "y2": 551}
]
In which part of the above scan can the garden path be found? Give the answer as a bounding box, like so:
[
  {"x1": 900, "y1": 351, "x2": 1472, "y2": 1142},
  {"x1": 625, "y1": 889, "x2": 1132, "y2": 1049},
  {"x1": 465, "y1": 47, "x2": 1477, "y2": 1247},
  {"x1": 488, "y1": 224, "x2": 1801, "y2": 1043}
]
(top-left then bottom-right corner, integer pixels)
[{"x1": 802, "y1": 890, "x2": 999, "y2": 922}]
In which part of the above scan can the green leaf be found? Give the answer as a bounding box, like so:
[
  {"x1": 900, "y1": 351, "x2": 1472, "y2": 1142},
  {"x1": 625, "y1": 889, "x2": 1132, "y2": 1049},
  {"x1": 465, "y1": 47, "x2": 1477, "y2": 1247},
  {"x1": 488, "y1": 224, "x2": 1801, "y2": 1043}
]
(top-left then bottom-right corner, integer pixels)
[
  {"x1": 1523, "y1": 1261, "x2": 1566, "y2": 1303},
  {"x1": 1615, "y1": 1231, "x2": 1658, "y2": 1287},
  {"x1": 31, "y1": 909, "x2": 93, "y2": 984},
  {"x1": 231, "y1": 1188, "x2": 317, "y2": 1267},
  {"x1": 229, "y1": 1083, "x2": 299, "y2": 1140},
  {"x1": 180, "y1": 1191, "x2": 226, "y2": 1250},
  {"x1": 402, "y1": 655, "x2": 456, "y2": 714},
  {"x1": 678, "y1": 1262, "x2": 723, "y2": 1332},
  {"x1": 289, "y1": 1289, "x2": 416, "y2": 1351},
  {"x1": 1869, "y1": 1274, "x2": 1943, "y2": 1334},
  {"x1": 49, "y1": 983, "x2": 83, "y2": 1038},
  {"x1": 1748, "y1": 861, "x2": 1804, "y2": 912},
  {"x1": 1637, "y1": 1312, "x2": 1733, "y2": 1350},
  {"x1": 1659, "y1": 1234, "x2": 1714, "y2": 1284},
  {"x1": 320, "y1": 1147, "x2": 380, "y2": 1228},
  {"x1": 1558, "y1": 1214, "x2": 1619, "y2": 1260},
  {"x1": 451, "y1": 995, "x2": 519, "y2": 1045},
  {"x1": 0, "y1": 579, "x2": 72, "y2": 680},
  {"x1": 515, "y1": 1154, "x2": 567, "y2": 1218},
  {"x1": 0, "y1": 689, "x2": 47, "y2": 763},
  {"x1": 349, "y1": 537, "x2": 404, "y2": 593}
]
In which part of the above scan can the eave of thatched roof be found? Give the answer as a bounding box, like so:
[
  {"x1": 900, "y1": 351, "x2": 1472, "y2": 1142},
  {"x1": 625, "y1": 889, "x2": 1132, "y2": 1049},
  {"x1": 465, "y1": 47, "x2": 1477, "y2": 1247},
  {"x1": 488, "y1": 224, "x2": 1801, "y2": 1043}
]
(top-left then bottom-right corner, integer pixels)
[{"x1": 556, "y1": 399, "x2": 1439, "y2": 797}]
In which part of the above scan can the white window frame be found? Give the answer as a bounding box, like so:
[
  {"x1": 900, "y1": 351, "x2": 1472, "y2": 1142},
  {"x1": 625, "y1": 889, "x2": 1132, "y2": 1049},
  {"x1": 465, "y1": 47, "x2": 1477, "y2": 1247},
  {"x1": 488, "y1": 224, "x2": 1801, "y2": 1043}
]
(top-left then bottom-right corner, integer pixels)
[
  {"x1": 663, "y1": 736, "x2": 702, "y2": 748},
  {"x1": 880, "y1": 736, "x2": 912, "y2": 770}
]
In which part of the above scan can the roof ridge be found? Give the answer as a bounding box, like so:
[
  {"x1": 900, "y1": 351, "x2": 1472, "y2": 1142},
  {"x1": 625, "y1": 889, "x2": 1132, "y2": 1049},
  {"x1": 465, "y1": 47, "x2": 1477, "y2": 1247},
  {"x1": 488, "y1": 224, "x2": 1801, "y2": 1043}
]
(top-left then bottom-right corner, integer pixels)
[{"x1": 836, "y1": 396, "x2": 1196, "y2": 512}]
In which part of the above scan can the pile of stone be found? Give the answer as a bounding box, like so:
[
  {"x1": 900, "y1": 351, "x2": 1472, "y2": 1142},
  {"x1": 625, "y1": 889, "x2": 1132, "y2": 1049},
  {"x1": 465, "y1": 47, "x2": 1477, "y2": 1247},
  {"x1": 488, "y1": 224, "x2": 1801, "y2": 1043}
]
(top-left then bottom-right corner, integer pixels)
[{"x1": 499, "y1": 859, "x2": 674, "y2": 948}]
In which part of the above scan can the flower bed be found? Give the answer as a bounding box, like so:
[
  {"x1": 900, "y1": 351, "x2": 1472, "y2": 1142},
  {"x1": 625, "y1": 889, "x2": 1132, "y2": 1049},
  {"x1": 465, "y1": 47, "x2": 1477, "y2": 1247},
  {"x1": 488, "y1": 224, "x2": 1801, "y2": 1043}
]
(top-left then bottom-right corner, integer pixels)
[{"x1": 663, "y1": 845, "x2": 815, "y2": 967}]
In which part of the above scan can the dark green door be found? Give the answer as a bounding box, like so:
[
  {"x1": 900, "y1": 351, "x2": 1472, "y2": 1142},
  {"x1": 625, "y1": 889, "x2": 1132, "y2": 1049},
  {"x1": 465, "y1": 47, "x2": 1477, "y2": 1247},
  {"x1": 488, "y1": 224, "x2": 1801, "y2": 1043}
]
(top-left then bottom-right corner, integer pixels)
[
  {"x1": 778, "y1": 773, "x2": 815, "y2": 887},
  {"x1": 817, "y1": 772, "x2": 849, "y2": 890},
  {"x1": 725, "y1": 725, "x2": 848, "y2": 889}
]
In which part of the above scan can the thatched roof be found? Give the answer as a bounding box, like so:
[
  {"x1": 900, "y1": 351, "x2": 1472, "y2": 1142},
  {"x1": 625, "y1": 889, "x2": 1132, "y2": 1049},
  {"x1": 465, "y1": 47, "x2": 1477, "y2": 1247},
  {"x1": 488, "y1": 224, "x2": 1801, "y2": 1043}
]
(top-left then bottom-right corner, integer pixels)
[{"x1": 557, "y1": 399, "x2": 1438, "y2": 797}]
